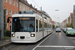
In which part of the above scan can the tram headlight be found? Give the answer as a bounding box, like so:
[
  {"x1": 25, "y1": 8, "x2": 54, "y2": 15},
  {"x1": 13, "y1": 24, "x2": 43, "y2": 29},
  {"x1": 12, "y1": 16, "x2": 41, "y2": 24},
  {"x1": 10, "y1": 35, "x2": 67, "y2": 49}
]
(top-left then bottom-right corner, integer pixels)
[
  {"x1": 31, "y1": 34, "x2": 35, "y2": 37},
  {"x1": 11, "y1": 34, "x2": 15, "y2": 37}
]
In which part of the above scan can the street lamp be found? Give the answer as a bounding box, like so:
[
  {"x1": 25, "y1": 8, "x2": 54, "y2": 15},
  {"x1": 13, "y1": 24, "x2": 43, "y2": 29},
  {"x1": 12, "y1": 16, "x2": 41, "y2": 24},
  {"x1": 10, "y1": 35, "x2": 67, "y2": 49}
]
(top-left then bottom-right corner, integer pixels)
[
  {"x1": 55, "y1": 9, "x2": 59, "y2": 11},
  {"x1": 40, "y1": 7, "x2": 44, "y2": 38}
]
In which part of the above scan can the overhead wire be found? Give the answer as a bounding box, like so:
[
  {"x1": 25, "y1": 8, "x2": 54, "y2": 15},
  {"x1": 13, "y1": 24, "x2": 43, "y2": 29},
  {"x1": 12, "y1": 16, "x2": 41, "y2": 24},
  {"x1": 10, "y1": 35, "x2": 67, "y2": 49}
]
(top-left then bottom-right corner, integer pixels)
[{"x1": 31, "y1": 0, "x2": 40, "y2": 8}]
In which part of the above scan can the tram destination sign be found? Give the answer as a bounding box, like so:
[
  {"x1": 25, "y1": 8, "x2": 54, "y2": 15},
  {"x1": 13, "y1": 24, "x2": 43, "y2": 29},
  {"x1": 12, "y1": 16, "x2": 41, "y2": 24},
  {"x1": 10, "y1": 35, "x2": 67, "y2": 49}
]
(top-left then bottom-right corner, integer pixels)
[{"x1": 13, "y1": 17, "x2": 35, "y2": 21}]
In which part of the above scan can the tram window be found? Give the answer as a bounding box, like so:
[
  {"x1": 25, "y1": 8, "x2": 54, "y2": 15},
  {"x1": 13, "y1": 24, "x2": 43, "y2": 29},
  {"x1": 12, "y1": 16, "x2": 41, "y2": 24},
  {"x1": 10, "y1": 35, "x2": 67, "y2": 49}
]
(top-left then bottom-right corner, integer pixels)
[
  {"x1": 36, "y1": 20, "x2": 38, "y2": 32},
  {"x1": 39, "y1": 21, "x2": 42, "y2": 31},
  {"x1": 12, "y1": 17, "x2": 35, "y2": 32},
  {"x1": 44, "y1": 23, "x2": 47, "y2": 30},
  {"x1": 48, "y1": 24, "x2": 50, "y2": 30}
]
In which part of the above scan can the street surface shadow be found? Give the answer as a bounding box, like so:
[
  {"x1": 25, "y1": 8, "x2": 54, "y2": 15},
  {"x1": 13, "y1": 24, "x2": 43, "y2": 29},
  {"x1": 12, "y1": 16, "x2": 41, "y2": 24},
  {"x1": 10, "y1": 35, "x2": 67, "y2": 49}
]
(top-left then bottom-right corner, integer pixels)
[{"x1": 67, "y1": 35, "x2": 75, "y2": 37}]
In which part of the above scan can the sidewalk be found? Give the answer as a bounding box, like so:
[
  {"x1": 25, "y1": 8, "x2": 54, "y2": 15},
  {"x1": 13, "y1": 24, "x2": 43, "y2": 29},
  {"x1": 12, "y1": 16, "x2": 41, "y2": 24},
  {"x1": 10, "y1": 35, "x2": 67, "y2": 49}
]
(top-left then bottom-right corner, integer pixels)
[{"x1": 0, "y1": 38, "x2": 11, "y2": 48}]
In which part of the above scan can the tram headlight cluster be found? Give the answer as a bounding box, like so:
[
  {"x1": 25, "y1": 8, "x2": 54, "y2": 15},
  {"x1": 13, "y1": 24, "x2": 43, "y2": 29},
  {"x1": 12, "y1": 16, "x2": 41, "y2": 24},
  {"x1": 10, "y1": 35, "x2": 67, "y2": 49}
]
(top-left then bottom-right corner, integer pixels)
[
  {"x1": 11, "y1": 34, "x2": 15, "y2": 37},
  {"x1": 31, "y1": 34, "x2": 35, "y2": 37}
]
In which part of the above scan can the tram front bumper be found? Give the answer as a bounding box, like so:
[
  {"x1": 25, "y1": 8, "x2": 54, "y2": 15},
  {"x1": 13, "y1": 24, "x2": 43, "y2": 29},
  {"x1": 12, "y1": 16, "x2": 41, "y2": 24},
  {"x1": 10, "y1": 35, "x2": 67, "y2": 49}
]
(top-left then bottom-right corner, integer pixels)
[{"x1": 11, "y1": 41, "x2": 37, "y2": 43}]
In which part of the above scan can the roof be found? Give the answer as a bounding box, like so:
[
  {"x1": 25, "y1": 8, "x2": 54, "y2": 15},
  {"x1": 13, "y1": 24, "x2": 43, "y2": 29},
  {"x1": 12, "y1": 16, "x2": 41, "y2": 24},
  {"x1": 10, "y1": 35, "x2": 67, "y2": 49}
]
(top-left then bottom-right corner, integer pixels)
[
  {"x1": 70, "y1": 13, "x2": 73, "y2": 15},
  {"x1": 51, "y1": 21, "x2": 55, "y2": 24}
]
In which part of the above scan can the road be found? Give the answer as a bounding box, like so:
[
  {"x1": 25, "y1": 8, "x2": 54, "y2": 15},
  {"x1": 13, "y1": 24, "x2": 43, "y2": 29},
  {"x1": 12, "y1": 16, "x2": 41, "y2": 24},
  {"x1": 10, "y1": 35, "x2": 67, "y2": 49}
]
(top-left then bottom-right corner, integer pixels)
[{"x1": 0, "y1": 30, "x2": 75, "y2": 50}]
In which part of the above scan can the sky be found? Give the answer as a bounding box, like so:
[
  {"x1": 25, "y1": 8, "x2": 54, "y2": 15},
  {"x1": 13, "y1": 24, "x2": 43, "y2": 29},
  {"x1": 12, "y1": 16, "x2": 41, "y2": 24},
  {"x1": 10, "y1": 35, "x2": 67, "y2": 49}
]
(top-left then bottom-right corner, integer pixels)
[{"x1": 27, "y1": 0, "x2": 75, "y2": 23}]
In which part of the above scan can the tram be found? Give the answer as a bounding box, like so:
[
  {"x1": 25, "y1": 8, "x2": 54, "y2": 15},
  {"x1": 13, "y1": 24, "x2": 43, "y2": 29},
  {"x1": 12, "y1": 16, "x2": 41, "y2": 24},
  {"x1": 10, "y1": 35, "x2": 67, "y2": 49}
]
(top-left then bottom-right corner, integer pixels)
[{"x1": 7, "y1": 11, "x2": 52, "y2": 43}]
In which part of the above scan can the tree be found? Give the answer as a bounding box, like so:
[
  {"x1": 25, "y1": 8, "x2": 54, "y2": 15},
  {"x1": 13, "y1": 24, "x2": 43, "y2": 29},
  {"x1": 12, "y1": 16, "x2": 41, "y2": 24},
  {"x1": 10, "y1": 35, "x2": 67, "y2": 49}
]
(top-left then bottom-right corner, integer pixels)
[{"x1": 52, "y1": 24, "x2": 55, "y2": 29}]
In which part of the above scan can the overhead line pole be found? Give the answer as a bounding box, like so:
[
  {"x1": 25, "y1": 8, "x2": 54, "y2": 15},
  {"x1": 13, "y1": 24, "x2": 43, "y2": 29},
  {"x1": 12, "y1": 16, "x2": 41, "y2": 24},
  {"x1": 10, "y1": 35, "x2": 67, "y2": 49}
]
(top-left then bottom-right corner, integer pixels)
[
  {"x1": 0, "y1": 0, "x2": 4, "y2": 39},
  {"x1": 41, "y1": 7, "x2": 44, "y2": 38}
]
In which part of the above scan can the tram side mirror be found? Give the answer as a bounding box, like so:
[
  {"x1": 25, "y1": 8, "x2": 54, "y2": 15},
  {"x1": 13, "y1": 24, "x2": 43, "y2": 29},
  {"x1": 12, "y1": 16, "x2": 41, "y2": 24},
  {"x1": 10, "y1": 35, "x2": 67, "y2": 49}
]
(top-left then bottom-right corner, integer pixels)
[
  {"x1": 7, "y1": 17, "x2": 12, "y2": 23},
  {"x1": 7, "y1": 17, "x2": 10, "y2": 23}
]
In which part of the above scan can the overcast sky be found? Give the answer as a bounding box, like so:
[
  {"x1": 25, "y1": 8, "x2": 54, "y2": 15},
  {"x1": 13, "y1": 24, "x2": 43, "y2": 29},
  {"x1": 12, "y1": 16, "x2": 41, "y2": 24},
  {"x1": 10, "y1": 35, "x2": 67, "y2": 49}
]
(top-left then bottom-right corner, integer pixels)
[{"x1": 27, "y1": 0, "x2": 75, "y2": 23}]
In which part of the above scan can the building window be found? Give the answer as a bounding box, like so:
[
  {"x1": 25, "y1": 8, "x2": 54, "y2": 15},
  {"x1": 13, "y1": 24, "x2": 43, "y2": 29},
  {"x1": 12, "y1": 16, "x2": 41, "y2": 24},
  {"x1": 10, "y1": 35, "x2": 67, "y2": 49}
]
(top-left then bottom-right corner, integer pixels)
[
  {"x1": 9, "y1": 0, "x2": 11, "y2": 4},
  {"x1": 5, "y1": 9, "x2": 8, "y2": 15},
  {"x1": 39, "y1": 21, "x2": 43, "y2": 31},
  {"x1": 24, "y1": 7, "x2": 25, "y2": 11},
  {"x1": 36, "y1": 20, "x2": 38, "y2": 32},
  {"x1": 13, "y1": 0, "x2": 15, "y2": 6},
  {"x1": 16, "y1": 12, "x2": 18, "y2": 14},
  {"x1": 5, "y1": 0, "x2": 7, "y2": 2},
  {"x1": 19, "y1": 3, "x2": 21, "y2": 8},
  {"x1": 13, "y1": 11, "x2": 15, "y2": 14},
  {"x1": 9, "y1": 10, "x2": 12, "y2": 16},
  {"x1": 20, "y1": 4, "x2": 21, "y2": 8},
  {"x1": 21, "y1": 4, "x2": 22, "y2": 9},
  {"x1": 16, "y1": 1, "x2": 18, "y2": 7},
  {"x1": 22, "y1": 5, "x2": 23, "y2": 10}
]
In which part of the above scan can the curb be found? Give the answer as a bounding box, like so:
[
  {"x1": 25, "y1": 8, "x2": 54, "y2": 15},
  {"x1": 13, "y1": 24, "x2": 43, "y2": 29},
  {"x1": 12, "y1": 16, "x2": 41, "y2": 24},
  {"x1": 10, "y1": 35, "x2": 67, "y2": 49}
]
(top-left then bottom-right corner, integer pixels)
[{"x1": 0, "y1": 42, "x2": 11, "y2": 48}]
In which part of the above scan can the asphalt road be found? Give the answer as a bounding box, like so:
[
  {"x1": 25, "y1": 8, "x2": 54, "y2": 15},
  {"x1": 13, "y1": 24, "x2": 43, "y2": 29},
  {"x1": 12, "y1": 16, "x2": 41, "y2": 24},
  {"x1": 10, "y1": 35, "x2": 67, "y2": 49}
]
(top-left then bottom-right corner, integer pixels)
[{"x1": 0, "y1": 30, "x2": 75, "y2": 50}]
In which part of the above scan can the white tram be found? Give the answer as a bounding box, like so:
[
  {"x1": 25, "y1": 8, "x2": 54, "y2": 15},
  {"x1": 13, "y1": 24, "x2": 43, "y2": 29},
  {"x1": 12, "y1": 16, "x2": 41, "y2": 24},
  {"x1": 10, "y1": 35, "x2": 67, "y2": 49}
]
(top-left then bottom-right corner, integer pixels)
[{"x1": 7, "y1": 11, "x2": 52, "y2": 43}]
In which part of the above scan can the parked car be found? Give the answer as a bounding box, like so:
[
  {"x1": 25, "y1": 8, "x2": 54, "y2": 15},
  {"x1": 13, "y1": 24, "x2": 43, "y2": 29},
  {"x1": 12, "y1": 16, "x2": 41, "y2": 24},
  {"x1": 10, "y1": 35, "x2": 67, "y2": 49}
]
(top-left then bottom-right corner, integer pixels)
[
  {"x1": 60, "y1": 27, "x2": 63, "y2": 30},
  {"x1": 66, "y1": 28, "x2": 75, "y2": 36},
  {"x1": 56, "y1": 28, "x2": 61, "y2": 32},
  {"x1": 63, "y1": 28, "x2": 66, "y2": 33},
  {"x1": 66, "y1": 27, "x2": 72, "y2": 29}
]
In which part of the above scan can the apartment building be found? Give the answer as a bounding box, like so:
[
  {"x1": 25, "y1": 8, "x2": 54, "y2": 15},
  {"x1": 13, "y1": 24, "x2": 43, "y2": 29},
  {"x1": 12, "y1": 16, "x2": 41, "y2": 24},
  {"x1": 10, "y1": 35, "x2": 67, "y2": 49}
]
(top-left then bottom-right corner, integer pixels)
[
  {"x1": 3, "y1": 0, "x2": 19, "y2": 30},
  {"x1": 0, "y1": 0, "x2": 51, "y2": 31},
  {"x1": 67, "y1": 13, "x2": 73, "y2": 27},
  {"x1": 62, "y1": 13, "x2": 73, "y2": 28},
  {"x1": 19, "y1": 0, "x2": 29, "y2": 11},
  {"x1": 0, "y1": 0, "x2": 51, "y2": 39},
  {"x1": 70, "y1": 13, "x2": 73, "y2": 28},
  {"x1": 3, "y1": 0, "x2": 39, "y2": 30},
  {"x1": 67, "y1": 16, "x2": 70, "y2": 27},
  {"x1": 19, "y1": 0, "x2": 41, "y2": 15},
  {"x1": 70, "y1": 13, "x2": 73, "y2": 24},
  {"x1": 62, "y1": 19, "x2": 67, "y2": 27}
]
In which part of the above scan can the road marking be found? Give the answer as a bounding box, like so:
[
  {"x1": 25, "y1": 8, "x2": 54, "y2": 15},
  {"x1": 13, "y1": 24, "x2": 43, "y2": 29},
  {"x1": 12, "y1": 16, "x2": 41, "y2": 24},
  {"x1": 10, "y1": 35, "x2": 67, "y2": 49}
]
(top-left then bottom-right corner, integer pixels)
[
  {"x1": 33, "y1": 31, "x2": 75, "y2": 50},
  {"x1": 38, "y1": 45, "x2": 75, "y2": 50},
  {"x1": 38, "y1": 45, "x2": 75, "y2": 48},
  {"x1": 32, "y1": 33, "x2": 53, "y2": 50},
  {"x1": 10, "y1": 45, "x2": 25, "y2": 50}
]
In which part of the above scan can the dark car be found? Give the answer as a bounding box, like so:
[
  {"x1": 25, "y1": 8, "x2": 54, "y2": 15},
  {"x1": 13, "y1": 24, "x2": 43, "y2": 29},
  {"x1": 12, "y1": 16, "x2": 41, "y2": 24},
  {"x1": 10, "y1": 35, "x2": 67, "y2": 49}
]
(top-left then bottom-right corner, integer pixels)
[
  {"x1": 63, "y1": 28, "x2": 66, "y2": 33},
  {"x1": 56, "y1": 28, "x2": 61, "y2": 32}
]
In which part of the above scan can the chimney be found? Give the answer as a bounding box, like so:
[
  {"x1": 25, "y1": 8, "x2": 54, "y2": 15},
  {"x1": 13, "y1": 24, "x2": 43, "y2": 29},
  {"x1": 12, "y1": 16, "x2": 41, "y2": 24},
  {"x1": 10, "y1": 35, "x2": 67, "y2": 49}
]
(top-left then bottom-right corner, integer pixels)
[{"x1": 30, "y1": 4, "x2": 32, "y2": 7}]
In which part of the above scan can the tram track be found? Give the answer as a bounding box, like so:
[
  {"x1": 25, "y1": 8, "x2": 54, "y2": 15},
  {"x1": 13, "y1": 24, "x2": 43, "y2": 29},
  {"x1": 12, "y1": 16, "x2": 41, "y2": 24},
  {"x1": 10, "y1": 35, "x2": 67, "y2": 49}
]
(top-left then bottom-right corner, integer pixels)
[
  {"x1": 8, "y1": 45, "x2": 26, "y2": 50},
  {"x1": 0, "y1": 43, "x2": 28, "y2": 50},
  {"x1": 0, "y1": 32, "x2": 53, "y2": 50},
  {"x1": 6, "y1": 44, "x2": 18, "y2": 50}
]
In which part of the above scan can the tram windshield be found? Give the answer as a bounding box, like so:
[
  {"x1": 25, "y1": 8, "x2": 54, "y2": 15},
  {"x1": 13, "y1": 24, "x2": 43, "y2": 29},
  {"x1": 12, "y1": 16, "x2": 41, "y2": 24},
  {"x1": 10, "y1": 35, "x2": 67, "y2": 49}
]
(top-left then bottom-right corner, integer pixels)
[{"x1": 12, "y1": 17, "x2": 35, "y2": 32}]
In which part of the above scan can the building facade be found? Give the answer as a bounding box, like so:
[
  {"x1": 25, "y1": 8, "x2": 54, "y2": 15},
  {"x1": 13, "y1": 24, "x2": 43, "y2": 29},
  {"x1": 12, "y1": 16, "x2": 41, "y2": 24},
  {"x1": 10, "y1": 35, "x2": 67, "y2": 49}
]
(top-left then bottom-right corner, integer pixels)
[
  {"x1": 62, "y1": 13, "x2": 73, "y2": 28},
  {"x1": 70, "y1": 13, "x2": 73, "y2": 28},
  {"x1": 1, "y1": 0, "x2": 51, "y2": 31},
  {"x1": 3, "y1": 0, "x2": 19, "y2": 30},
  {"x1": 0, "y1": 0, "x2": 52, "y2": 39}
]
